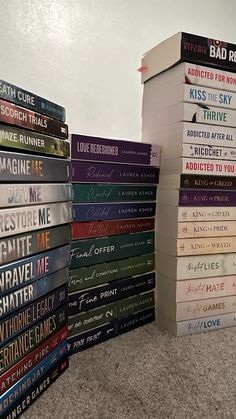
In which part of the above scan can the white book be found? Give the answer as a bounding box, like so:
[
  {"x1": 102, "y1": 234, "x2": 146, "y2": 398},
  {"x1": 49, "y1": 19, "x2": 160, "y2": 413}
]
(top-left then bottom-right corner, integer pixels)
[
  {"x1": 141, "y1": 32, "x2": 236, "y2": 83},
  {"x1": 157, "y1": 205, "x2": 236, "y2": 222},
  {"x1": 142, "y1": 83, "x2": 236, "y2": 115},
  {"x1": 158, "y1": 219, "x2": 236, "y2": 240},
  {"x1": 142, "y1": 102, "x2": 236, "y2": 130},
  {"x1": 159, "y1": 143, "x2": 236, "y2": 160},
  {"x1": 159, "y1": 157, "x2": 236, "y2": 176},
  {"x1": 157, "y1": 235, "x2": 236, "y2": 257},
  {"x1": 157, "y1": 310, "x2": 236, "y2": 336},
  {"x1": 157, "y1": 286, "x2": 236, "y2": 321},
  {"x1": 142, "y1": 62, "x2": 236, "y2": 92},
  {"x1": 142, "y1": 122, "x2": 236, "y2": 151},
  {"x1": 157, "y1": 251, "x2": 236, "y2": 280},
  {"x1": 157, "y1": 273, "x2": 236, "y2": 302}
]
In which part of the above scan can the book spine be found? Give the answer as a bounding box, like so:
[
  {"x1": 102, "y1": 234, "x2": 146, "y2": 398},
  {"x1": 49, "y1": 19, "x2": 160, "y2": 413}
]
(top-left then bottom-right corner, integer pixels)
[
  {"x1": 182, "y1": 122, "x2": 236, "y2": 147},
  {"x1": 0, "y1": 99, "x2": 68, "y2": 139},
  {"x1": 184, "y1": 63, "x2": 236, "y2": 92},
  {"x1": 67, "y1": 322, "x2": 117, "y2": 355},
  {"x1": 179, "y1": 190, "x2": 236, "y2": 206},
  {"x1": 68, "y1": 272, "x2": 155, "y2": 315},
  {"x1": 0, "y1": 245, "x2": 70, "y2": 296},
  {"x1": 68, "y1": 253, "x2": 155, "y2": 292},
  {"x1": 0, "y1": 80, "x2": 65, "y2": 122},
  {"x1": 181, "y1": 33, "x2": 236, "y2": 73},
  {"x1": 0, "y1": 285, "x2": 67, "y2": 347},
  {"x1": 181, "y1": 157, "x2": 236, "y2": 176},
  {"x1": 67, "y1": 307, "x2": 155, "y2": 354},
  {"x1": 0, "y1": 341, "x2": 67, "y2": 415},
  {"x1": 70, "y1": 134, "x2": 160, "y2": 166},
  {"x1": 0, "y1": 305, "x2": 67, "y2": 375},
  {"x1": 0, "y1": 326, "x2": 67, "y2": 396},
  {"x1": 68, "y1": 291, "x2": 155, "y2": 336},
  {"x1": 72, "y1": 218, "x2": 155, "y2": 239},
  {"x1": 178, "y1": 220, "x2": 236, "y2": 238},
  {"x1": 184, "y1": 103, "x2": 236, "y2": 128},
  {"x1": 117, "y1": 291, "x2": 155, "y2": 318},
  {"x1": 3, "y1": 355, "x2": 69, "y2": 419},
  {"x1": 176, "y1": 275, "x2": 236, "y2": 301},
  {"x1": 0, "y1": 268, "x2": 68, "y2": 321},
  {"x1": 118, "y1": 307, "x2": 155, "y2": 334},
  {"x1": 176, "y1": 296, "x2": 236, "y2": 321},
  {"x1": 72, "y1": 202, "x2": 156, "y2": 222},
  {"x1": 68, "y1": 303, "x2": 117, "y2": 337},
  {"x1": 0, "y1": 224, "x2": 71, "y2": 265},
  {"x1": 178, "y1": 207, "x2": 236, "y2": 222},
  {"x1": 0, "y1": 124, "x2": 69, "y2": 157},
  {"x1": 0, "y1": 151, "x2": 71, "y2": 182},
  {"x1": 72, "y1": 161, "x2": 159, "y2": 184},
  {"x1": 0, "y1": 202, "x2": 72, "y2": 238},
  {"x1": 0, "y1": 183, "x2": 72, "y2": 208},
  {"x1": 176, "y1": 236, "x2": 236, "y2": 256},
  {"x1": 184, "y1": 85, "x2": 236, "y2": 109},
  {"x1": 177, "y1": 253, "x2": 236, "y2": 280},
  {"x1": 70, "y1": 231, "x2": 155, "y2": 269},
  {"x1": 180, "y1": 174, "x2": 236, "y2": 190},
  {"x1": 0, "y1": 267, "x2": 68, "y2": 320},
  {"x1": 72, "y1": 184, "x2": 157, "y2": 203},
  {"x1": 69, "y1": 273, "x2": 155, "y2": 316},
  {"x1": 181, "y1": 143, "x2": 236, "y2": 160},
  {"x1": 176, "y1": 312, "x2": 236, "y2": 336}
]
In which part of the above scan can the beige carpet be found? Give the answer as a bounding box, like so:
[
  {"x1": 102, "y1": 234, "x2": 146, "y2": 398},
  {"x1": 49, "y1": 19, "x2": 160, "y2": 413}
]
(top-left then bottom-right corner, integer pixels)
[{"x1": 22, "y1": 322, "x2": 236, "y2": 419}]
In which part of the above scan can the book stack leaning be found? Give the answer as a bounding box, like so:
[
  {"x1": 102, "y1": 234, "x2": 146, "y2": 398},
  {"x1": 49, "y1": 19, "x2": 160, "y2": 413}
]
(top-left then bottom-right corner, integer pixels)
[
  {"x1": 0, "y1": 81, "x2": 71, "y2": 418},
  {"x1": 141, "y1": 32, "x2": 236, "y2": 335},
  {"x1": 68, "y1": 134, "x2": 160, "y2": 354}
]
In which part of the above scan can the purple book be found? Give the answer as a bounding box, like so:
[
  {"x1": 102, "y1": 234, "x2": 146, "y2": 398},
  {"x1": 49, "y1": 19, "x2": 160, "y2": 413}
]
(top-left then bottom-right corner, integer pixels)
[
  {"x1": 70, "y1": 134, "x2": 160, "y2": 166},
  {"x1": 71, "y1": 161, "x2": 159, "y2": 184},
  {"x1": 179, "y1": 190, "x2": 236, "y2": 206}
]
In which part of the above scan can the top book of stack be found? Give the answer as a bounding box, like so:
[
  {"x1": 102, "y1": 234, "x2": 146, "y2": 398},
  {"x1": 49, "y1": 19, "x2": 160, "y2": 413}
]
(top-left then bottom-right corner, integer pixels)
[{"x1": 141, "y1": 32, "x2": 236, "y2": 83}]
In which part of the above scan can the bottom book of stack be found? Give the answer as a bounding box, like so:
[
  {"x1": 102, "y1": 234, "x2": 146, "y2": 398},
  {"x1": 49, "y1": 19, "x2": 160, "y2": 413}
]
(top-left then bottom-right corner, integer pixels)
[{"x1": 68, "y1": 279, "x2": 155, "y2": 354}]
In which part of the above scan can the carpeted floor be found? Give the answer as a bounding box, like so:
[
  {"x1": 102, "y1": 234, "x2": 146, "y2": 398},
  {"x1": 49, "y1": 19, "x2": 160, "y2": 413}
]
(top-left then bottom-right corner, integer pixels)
[{"x1": 22, "y1": 322, "x2": 236, "y2": 419}]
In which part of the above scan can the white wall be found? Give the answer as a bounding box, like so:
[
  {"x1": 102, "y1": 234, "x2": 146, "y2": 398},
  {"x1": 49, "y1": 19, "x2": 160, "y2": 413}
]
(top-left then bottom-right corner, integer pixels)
[{"x1": 0, "y1": 0, "x2": 235, "y2": 140}]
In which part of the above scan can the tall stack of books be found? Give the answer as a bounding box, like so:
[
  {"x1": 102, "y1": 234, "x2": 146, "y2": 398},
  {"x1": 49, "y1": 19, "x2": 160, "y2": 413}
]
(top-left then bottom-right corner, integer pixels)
[
  {"x1": 0, "y1": 81, "x2": 71, "y2": 418},
  {"x1": 68, "y1": 134, "x2": 160, "y2": 354},
  {"x1": 141, "y1": 32, "x2": 236, "y2": 335}
]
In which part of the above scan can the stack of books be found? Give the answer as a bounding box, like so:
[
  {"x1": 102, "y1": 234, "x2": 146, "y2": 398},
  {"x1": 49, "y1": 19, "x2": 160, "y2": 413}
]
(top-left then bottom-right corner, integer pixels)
[
  {"x1": 68, "y1": 134, "x2": 160, "y2": 354},
  {"x1": 0, "y1": 81, "x2": 71, "y2": 418},
  {"x1": 141, "y1": 32, "x2": 236, "y2": 335}
]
